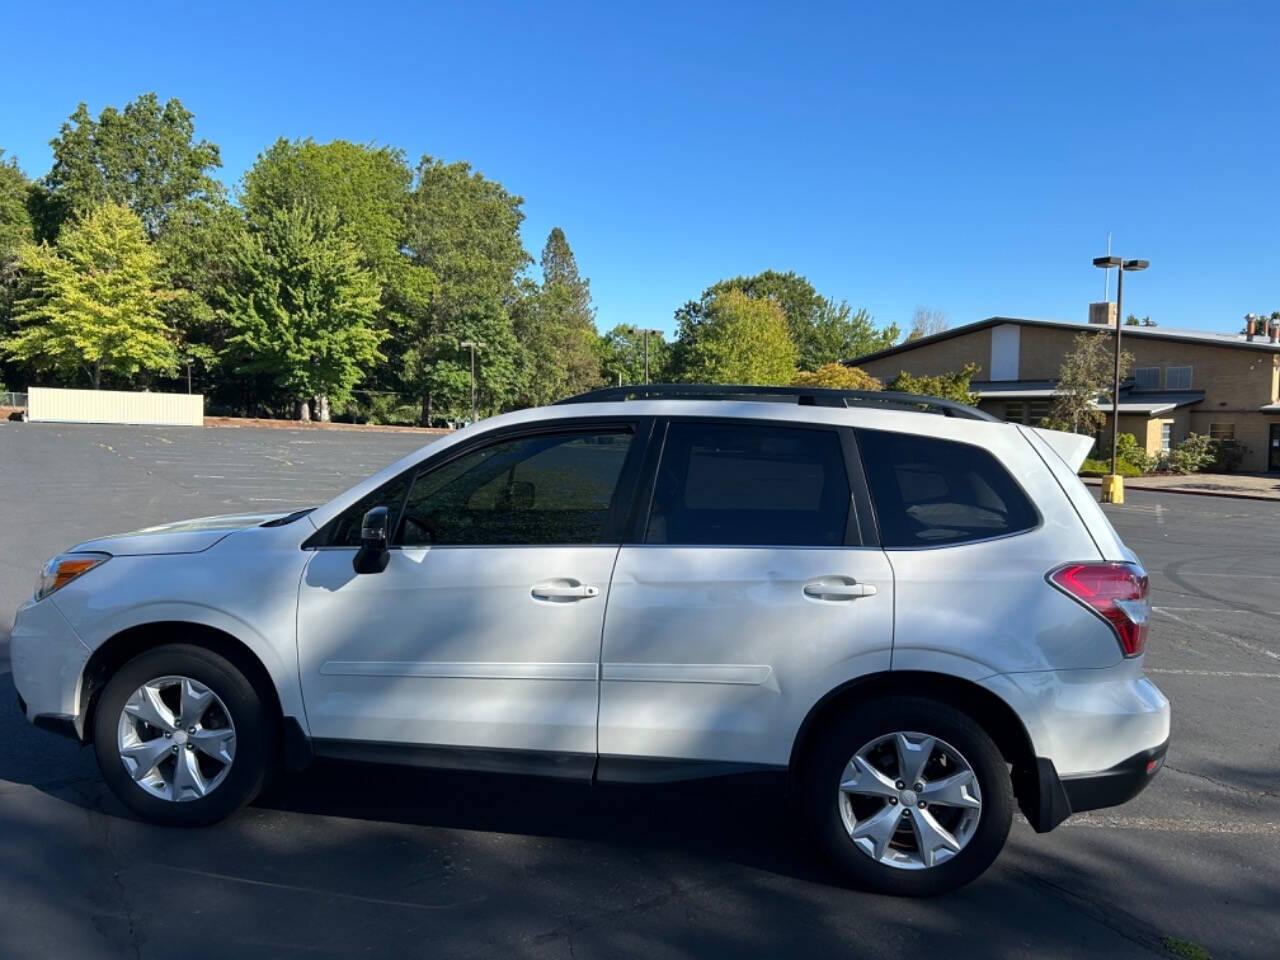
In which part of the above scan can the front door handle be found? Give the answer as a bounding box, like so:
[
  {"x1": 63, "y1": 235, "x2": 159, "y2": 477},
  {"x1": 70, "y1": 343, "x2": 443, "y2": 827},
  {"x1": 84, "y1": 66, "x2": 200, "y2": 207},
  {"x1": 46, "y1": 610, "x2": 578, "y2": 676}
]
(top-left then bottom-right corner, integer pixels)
[
  {"x1": 804, "y1": 577, "x2": 878, "y2": 601},
  {"x1": 531, "y1": 579, "x2": 600, "y2": 602}
]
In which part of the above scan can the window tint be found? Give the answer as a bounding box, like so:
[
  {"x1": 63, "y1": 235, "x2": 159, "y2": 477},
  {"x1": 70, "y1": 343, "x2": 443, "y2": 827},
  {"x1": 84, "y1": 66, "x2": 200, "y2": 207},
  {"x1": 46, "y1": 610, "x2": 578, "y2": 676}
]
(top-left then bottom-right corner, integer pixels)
[
  {"x1": 326, "y1": 474, "x2": 411, "y2": 547},
  {"x1": 397, "y1": 429, "x2": 633, "y2": 546},
  {"x1": 858, "y1": 430, "x2": 1038, "y2": 548},
  {"x1": 647, "y1": 421, "x2": 850, "y2": 546}
]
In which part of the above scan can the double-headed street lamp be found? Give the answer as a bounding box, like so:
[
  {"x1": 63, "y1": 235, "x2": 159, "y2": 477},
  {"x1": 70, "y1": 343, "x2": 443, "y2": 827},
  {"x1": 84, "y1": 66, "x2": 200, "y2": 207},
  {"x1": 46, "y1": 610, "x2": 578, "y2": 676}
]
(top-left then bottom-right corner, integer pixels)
[
  {"x1": 626, "y1": 327, "x2": 662, "y2": 385},
  {"x1": 460, "y1": 339, "x2": 486, "y2": 424},
  {"x1": 1091, "y1": 255, "x2": 1149, "y2": 502}
]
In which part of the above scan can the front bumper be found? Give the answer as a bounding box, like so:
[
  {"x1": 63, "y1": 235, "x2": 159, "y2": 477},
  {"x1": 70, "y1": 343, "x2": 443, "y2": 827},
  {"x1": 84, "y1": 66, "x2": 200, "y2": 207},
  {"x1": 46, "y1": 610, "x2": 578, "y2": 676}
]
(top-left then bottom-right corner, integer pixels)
[{"x1": 10, "y1": 597, "x2": 91, "y2": 737}]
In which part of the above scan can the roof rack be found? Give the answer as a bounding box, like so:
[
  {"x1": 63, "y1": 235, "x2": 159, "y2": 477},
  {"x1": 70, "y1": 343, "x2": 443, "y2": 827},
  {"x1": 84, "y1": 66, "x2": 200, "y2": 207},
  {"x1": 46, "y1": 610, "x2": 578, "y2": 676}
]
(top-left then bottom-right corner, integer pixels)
[{"x1": 554, "y1": 384, "x2": 999, "y2": 421}]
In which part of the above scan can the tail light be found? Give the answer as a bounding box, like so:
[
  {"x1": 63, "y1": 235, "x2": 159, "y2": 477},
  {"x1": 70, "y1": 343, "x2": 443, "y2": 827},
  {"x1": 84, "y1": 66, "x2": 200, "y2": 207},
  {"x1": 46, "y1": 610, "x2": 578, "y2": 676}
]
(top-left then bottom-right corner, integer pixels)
[{"x1": 1048, "y1": 562, "x2": 1150, "y2": 657}]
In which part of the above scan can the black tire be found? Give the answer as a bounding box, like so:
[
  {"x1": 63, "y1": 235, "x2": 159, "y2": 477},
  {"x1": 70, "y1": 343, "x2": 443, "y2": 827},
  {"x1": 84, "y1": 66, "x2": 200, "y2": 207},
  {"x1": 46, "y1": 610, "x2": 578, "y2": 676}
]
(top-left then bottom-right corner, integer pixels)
[
  {"x1": 801, "y1": 696, "x2": 1013, "y2": 896},
  {"x1": 92, "y1": 644, "x2": 274, "y2": 826}
]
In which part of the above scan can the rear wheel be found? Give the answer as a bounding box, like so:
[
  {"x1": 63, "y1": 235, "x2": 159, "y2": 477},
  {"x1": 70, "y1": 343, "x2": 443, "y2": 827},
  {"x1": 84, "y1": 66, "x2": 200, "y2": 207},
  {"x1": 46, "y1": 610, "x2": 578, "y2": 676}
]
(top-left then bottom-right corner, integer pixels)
[
  {"x1": 802, "y1": 697, "x2": 1013, "y2": 896},
  {"x1": 92, "y1": 644, "x2": 273, "y2": 826}
]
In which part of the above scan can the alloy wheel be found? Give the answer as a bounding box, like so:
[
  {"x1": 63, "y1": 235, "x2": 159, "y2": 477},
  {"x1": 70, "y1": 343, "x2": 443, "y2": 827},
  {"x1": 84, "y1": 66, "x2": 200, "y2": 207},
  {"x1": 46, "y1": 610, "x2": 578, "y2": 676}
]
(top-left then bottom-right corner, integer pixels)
[{"x1": 116, "y1": 675, "x2": 237, "y2": 802}]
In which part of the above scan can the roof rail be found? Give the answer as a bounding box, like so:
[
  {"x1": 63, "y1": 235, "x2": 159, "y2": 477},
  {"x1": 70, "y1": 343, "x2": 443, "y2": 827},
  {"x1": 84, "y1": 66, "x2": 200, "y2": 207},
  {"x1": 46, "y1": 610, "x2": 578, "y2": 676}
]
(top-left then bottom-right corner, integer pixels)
[{"x1": 554, "y1": 384, "x2": 999, "y2": 421}]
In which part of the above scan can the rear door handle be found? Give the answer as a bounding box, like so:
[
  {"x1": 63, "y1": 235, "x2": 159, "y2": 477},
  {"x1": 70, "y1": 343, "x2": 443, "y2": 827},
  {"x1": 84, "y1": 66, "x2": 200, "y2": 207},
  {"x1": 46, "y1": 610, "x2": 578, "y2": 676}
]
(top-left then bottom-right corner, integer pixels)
[
  {"x1": 532, "y1": 579, "x2": 600, "y2": 602},
  {"x1": 804, "y1": 577, "x2": 878, "y2": 601}
]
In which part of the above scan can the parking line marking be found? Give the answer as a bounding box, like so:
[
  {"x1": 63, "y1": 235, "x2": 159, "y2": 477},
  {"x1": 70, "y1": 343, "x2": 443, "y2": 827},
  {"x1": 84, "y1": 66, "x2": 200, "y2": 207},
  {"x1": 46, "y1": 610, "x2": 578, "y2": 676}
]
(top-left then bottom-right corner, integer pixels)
[
  {"x1": 1052, "y1": 815, "x2": 1280, "y2": 836},
  {"x1": 1148, "y1": 668, "x2": 1280, "y2": 679},
  {"x1": 1153, "y1": 608, "x2": 1280, "y2": 662},
  {"x1": 1154, "y1": 606, "x2": 1280, "y2": 616}
]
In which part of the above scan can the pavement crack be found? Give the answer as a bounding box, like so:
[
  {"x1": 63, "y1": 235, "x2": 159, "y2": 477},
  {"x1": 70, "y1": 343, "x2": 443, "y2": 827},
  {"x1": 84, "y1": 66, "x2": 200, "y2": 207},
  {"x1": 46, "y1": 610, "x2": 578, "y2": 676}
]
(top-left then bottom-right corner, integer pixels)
[
  {"x1": 1007, "y1": 866, "x2": 1169, "y2": 956},
  {"x1": 91, "y1": 805, "x2": 142, "y2": 960},
  {"x1": 1164, "y1": 763, "x2": 1278, "y2": 800}
]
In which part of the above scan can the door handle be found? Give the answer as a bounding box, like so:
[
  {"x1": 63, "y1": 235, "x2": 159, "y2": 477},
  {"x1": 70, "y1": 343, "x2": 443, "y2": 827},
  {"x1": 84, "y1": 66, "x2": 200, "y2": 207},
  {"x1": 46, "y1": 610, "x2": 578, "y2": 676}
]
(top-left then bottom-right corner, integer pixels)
[
  {"x1": 803, "y1": 577, "x2": 878, "y2": 601},
  {"x1": 531, "y1": 579, "x2": 600, "y2": 602}
]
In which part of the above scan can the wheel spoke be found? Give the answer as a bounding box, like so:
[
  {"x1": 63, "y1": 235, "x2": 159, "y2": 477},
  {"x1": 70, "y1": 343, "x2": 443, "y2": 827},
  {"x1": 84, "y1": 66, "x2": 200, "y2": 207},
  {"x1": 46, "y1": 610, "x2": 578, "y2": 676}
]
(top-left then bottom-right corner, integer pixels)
[
  {"x1": 893, "y1": 733, "x2": 935, "y2": 787},
  {"x1": 840, "y1": 755, "x2": 900, "y2": 800},
  {"x1": 120, "y1": 737, "x2": 173, "y2": 781},
  {"x1": 908, "y1": 808, "x2": 962, "y2": 867},
  {"x1": 191, "y1": 727, "x2": 236, "y2": 765},
  {"x1": 921, "y1": 770, "x2": 981, "y2": 809},
  {"x1": 171, "y1": 748, "x2": 209, "y2": 799},
  {"x1": 124, "y1": 683, "x2": 177, "y2": 732},
  {"x1": 178, "y1": 679, "x2": 214, "y2": 728},
  {"x1": 849, "y1": 803, "x2": 903, "y2": 861}
]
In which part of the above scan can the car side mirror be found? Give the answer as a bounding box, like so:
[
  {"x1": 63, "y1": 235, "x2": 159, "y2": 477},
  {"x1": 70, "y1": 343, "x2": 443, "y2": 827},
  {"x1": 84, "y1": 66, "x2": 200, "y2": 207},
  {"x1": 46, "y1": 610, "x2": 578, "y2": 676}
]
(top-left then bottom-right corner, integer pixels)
[{"x1": 353, "y1": 506, "x2": 391, "y2": 574}]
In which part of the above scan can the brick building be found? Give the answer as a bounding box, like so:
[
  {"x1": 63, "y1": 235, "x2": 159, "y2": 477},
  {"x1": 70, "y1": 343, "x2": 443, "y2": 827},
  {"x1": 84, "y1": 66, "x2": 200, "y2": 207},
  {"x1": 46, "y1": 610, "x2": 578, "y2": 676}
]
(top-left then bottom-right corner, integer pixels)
[{"x1": 849, "y1": 309, "x2": 1280, "y2": 472}]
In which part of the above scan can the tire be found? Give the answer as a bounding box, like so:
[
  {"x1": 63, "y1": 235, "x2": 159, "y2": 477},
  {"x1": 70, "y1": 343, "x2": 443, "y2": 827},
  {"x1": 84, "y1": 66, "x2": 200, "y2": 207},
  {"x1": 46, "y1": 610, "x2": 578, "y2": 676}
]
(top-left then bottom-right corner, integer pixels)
[
  {"x1": 92, "y1": 644, "x2": 274, "y2": 826},
  {"x1": 801, "y1": 696, "x2": 1013, "y2": 896}
]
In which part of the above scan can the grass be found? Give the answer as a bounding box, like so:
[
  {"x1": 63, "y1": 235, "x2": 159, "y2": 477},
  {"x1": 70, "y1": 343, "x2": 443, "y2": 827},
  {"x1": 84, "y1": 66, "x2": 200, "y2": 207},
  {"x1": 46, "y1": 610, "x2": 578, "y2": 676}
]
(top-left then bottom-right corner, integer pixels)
[{"x1": 1163, "y1": 936, "x2": 1211, "y2": 960}]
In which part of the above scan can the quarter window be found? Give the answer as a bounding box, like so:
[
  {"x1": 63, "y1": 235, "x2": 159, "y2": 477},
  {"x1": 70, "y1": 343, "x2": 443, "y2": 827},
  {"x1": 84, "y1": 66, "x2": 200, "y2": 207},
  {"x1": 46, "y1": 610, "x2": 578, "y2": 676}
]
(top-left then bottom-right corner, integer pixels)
[
  {"x1": 858, "y1": 430, "x2": 1039, "y2": 548},
  {"x1": 397, "y1": 429, "x2": 633, "y2": 546},
  {"x1": 646, "y1": 421, "x2": 851, "y2": 546}
]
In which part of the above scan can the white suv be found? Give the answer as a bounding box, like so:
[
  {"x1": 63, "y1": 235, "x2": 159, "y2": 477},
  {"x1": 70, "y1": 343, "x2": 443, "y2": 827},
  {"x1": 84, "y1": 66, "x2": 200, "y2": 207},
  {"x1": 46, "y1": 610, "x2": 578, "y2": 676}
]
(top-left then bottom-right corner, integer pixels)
[{"x1": 11, "y1": 385, "x2": 1170, "y2": 896}]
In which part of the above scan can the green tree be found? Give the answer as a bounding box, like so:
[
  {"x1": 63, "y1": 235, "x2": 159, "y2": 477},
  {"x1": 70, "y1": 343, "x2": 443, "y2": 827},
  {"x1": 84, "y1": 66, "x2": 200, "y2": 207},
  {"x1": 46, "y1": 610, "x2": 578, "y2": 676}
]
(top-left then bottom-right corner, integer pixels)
[
  {"x1": 3, "y1": 202, "x2": 176, "y2": 388},
  {"x1": 44, "y1": 94, "x2": 222, "y2": 238},
  {"x1": 600, "y1": 323, "x2": 671, "y2": 386},
  {"x1": 1044, "y1": 331, "x2": 1132, "y2": 435},
  {"x1": 677, "y1": 288, "x2": 796, "y2": 384},
  {"x1": 792, "y1": 363, "x2": 882, "y2": 390},
  {"x1": 0, "y1": 151, "x2": 35, "y2": 376},
  {"x1": 888, "y1": 363, "x2": 980, "y2": 405},
  {"x1": 223, "y1": 206, "x2": 382, "y2": 420},
  {"x1": 809, "y1": 299, "x2": 900, "y2": 366},
  {"x1": 400, "y1": 157, "x2": 529, "y2": 423}
]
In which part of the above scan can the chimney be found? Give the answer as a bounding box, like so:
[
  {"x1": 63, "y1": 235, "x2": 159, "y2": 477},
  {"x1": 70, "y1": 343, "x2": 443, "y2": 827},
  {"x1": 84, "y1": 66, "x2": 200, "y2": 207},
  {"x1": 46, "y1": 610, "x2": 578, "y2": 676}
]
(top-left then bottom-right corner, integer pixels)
[
  {"x1": 1088, "y1": 301, "x2": 1118, "y2": 326},
  {"x1": 1246, "y1": 316, "x2": 1256, "y2": 341},
  {"x1": 1271, "y1": 320, "x2": 1279, "y2": 344}
]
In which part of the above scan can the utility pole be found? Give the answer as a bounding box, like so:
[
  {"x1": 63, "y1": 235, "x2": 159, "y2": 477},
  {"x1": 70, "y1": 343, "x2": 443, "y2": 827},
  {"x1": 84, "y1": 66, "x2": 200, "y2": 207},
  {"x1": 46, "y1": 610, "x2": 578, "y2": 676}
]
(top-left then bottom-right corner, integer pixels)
[
  {"x1": 460, "y1": 340, "x2": 486, "y2": 423},
  {"x1": 1091, "y1": 255, "x2": 1149, "y2": 504},
  {"x1": 627, "y1": 327, "x2": 662, "y2": 384}
]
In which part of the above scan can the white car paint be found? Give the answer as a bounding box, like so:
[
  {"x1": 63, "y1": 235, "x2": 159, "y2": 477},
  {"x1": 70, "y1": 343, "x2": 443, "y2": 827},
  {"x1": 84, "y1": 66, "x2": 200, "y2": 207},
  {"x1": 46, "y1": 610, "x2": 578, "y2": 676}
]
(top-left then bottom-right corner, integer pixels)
[{"x1": 12, "y1": 397, "x2": 1169, "y2": 798}]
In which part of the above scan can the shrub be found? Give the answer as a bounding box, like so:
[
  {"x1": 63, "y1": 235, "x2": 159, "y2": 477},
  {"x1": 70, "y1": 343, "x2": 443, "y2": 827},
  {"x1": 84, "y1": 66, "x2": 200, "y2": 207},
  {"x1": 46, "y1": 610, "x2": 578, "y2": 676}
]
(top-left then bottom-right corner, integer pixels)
[
  {"x1": 792, "y1": 364, "x2": 882, "y2": 391},
  {"x1": 1079, "y1": 458, "x2": 1142, "y2": 478},
  {"x1": 1114, "y1": 433, "x2": 1155, "y2": 474},
  {"x1": 1163, "y1": 433, "x2": 1215, "y2": 475},
  {"x1": 1209, "y1": 438, "x2": 1247, "y2": 473}
]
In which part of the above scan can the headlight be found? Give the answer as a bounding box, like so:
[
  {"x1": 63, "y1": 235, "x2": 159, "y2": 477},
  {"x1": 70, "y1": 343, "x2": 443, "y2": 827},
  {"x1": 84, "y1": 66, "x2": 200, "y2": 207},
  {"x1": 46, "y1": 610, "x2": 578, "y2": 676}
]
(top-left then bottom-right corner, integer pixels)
[{"x1": 35, "y1": 553, "x2": 110, "y2": 601}]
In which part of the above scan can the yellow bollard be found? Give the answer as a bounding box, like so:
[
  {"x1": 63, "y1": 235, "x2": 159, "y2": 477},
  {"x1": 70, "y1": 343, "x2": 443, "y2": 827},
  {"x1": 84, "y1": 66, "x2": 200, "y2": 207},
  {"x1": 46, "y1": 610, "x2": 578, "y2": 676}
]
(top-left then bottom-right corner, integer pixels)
[{"x1": 1099, "y1": 474, "x2": 1125, "y2": 504}]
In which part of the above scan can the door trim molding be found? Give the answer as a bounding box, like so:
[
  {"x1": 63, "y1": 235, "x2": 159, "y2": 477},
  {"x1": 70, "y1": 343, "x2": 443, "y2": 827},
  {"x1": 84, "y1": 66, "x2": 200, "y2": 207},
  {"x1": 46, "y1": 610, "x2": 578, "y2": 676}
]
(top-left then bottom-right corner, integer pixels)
[
  {"x1": 601, "y1": 663, "x2": 773, "y2": 685},
  {"x1": 319, "y1": 660, "x2": 599, "y2": 681},
  {"x1": 311, "y1": 739, "x2": 596, "y2": 779}
]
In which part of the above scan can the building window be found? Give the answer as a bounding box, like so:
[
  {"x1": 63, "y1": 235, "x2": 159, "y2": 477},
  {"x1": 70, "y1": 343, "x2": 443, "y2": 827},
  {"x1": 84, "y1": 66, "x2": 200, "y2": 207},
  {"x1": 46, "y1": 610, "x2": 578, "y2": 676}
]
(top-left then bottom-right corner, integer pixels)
[
  {"x1": 1165, "y1": 365, "x2": 1193, "y2": 390},
  {"x1": 1003, "y1": 401, "x2": 1024, "y2": 423},
  {"x1": 1209, "y1": 423, "x2": 1235, "y2": 441},
  {"x1": 1161, "y1": 423, "x2": 1172, "y2": 451},
  {"x1": 1027, "y1": 400, "x2": 1050, "y2": 424},
  {"x1": 1134, "y1": 367, "x2": 1161, "y2": 390}
]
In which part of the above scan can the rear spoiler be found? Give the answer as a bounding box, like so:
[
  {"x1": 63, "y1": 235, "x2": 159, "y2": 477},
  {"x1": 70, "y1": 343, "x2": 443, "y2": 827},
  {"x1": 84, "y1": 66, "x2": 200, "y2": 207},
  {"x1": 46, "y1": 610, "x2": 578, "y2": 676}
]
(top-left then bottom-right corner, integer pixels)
[{"x1": 1027, "y1": 426, "x2": 1095, "y2": 473}]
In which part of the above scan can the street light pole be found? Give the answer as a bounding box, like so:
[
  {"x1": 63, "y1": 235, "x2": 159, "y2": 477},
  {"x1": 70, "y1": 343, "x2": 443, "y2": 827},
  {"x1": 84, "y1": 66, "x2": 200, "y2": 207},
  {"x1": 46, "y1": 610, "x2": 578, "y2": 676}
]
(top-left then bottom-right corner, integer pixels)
[
  {"x1": 627, "y1": 327, "x2": 662, "y2": 384},
  {"x1": 460, "y1": 340, "x2": 486, "y2": 423},
  {"x1": 1091, "y1": 255, "x2": 1148, "y2": 502}
]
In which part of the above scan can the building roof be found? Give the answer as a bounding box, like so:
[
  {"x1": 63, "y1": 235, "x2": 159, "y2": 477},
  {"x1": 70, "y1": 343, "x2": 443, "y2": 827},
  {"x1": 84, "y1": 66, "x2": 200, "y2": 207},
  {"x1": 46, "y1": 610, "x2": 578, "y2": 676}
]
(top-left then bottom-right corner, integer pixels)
[
  {"x1": 848, "y1": 315, "x2": 1280, "y2": 367},
  {"x1": 971, "y1": 380, "x2": 1204, "y2": 417}
]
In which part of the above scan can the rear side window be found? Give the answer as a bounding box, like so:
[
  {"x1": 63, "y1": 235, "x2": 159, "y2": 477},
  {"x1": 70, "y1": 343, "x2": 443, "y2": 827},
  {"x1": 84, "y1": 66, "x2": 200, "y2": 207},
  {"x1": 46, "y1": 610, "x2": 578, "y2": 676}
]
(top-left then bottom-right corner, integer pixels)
[
  {"x1": 325, "y1": 474, "x2": 411, "y2": 547},
  {"x1": 647, "y1": 421, "x2": 850, "y2": 546},
  {"x1": 858, "y1": 430, "x2": 1038, "y2": 547}
]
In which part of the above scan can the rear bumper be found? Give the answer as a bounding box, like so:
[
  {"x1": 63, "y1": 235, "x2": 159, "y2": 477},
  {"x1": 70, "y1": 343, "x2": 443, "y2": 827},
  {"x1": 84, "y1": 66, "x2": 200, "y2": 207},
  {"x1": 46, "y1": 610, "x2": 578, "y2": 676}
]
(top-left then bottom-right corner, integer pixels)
[{"x1": 1022, "y1": 740, "x2": 1168, "y2": 832}]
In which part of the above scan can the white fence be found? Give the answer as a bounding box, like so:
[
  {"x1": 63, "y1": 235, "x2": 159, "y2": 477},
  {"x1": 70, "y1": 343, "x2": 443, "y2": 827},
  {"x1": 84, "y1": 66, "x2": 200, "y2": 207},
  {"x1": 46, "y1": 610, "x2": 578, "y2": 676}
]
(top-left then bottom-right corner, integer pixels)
[{"x1": 27, "y1": 387, "x2": 204, "y2": 427}]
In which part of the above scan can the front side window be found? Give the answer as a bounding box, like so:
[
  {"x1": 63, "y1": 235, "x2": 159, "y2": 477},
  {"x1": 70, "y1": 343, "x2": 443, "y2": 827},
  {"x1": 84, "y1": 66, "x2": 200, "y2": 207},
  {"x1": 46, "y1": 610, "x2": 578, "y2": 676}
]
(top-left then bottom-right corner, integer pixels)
[
  {"x1": 858, "y1": 429, "x2": 1039, "y2": 548},
  {"x1": 325, "y1": 474, "x2": 412, "y2": 547},
  {"x1": 646, "y1": 421, "x2": 851, "y2": 546},
  {"x1": 397, "y1": 429, "x2": 633, "y2": 546}
]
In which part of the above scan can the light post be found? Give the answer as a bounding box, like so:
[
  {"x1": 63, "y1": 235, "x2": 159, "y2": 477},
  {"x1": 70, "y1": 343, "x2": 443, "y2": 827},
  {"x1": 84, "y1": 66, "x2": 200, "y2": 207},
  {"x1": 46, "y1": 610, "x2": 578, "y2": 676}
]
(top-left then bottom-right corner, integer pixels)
[
  {"x1": 627, "y1": 327, "x2": 661, "y2": 384},
  {"x1": 459, "y1": 340, "x2": 486, "y2": 423},
  {"x1": 1091, "y1": 255, "x2": 1149, "y2": 503}
]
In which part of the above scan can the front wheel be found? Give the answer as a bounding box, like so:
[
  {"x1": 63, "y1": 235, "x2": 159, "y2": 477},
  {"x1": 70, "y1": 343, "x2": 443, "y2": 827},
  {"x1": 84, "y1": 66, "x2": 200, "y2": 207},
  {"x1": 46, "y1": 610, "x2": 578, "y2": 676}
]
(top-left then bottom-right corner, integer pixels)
[
  {"x1": 92, "y1": 644, "x2": 273, "y2": 826},
  {"x1": 802, "y1": 697, "x2": 1013, "y2": 896}
]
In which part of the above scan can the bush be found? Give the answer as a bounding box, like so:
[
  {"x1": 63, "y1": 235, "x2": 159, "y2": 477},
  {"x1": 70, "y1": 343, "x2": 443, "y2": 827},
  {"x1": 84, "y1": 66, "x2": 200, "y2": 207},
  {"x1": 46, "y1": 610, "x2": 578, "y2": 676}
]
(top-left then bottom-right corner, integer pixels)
[
  {"x1": 1079, "y1": 458, "x2": 1143, "y2": 478},
  {"x1": 1114, "y1": 433, "x2": 1156, "y2": 474},
  {"x1": 1163, "y1": 433, "x2": 1215, "y2": 475},
  {"x1": 1209, "y1": 438, "x2": 1248, "y2": 473},
  {"x1": 792, "y1": 364, "x2": 882, "y2": 391}
]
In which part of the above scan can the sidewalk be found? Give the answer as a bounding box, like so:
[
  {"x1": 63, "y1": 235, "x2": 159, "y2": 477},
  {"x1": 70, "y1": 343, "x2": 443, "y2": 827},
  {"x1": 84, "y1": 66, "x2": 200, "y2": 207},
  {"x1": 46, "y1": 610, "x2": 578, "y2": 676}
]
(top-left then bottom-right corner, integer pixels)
[{"x1": 1083, "y1": 472, "x2": 1280, "y2": 501}]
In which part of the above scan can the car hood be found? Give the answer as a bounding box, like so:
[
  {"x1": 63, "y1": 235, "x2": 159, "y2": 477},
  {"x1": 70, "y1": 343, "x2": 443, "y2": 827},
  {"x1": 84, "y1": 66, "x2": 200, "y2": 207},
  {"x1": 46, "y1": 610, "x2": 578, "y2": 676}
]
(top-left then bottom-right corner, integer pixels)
[{"x1": 69, "y1": 511, "x2": 303, "y2": 557}]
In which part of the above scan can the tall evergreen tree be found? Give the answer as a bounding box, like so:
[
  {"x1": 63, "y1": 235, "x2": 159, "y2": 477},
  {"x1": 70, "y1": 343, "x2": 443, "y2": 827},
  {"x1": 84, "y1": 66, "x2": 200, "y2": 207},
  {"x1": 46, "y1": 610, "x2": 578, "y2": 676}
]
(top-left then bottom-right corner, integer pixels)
[
  {"x1": 3, "y1": 202, "x2": 176, "y2": 388},
  {"x1": 0, "y1": 151, "x2": 34, "y2": 384}
]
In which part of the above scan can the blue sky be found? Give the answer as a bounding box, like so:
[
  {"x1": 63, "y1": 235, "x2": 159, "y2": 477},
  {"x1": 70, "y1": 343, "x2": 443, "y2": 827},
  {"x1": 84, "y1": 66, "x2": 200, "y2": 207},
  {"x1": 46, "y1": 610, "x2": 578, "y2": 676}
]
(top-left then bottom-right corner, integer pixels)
[{"x1": 2, "y1": 1, "x2": 1276, "y2": 338}]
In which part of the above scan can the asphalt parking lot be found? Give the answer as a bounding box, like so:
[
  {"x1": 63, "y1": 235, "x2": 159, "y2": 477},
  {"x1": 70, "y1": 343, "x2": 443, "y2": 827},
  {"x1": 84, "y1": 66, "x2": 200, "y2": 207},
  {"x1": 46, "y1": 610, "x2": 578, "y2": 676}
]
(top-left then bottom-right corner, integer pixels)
[{"x1": 1, "y1": 421, "x2": 1277, "y2": 959}]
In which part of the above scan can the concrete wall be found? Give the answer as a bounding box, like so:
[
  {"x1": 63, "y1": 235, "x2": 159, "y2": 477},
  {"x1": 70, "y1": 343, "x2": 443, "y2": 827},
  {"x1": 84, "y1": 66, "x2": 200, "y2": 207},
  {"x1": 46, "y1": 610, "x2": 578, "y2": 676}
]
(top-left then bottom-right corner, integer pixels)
[{"x1": 27, "y1": 388, "x2": 204, "y2": 427}]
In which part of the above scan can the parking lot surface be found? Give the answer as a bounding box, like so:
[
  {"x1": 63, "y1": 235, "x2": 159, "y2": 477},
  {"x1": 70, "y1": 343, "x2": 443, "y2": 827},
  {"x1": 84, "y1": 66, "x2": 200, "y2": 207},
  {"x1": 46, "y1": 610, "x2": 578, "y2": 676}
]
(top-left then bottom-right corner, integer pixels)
[{"x1": 1, "y1": 421, "x2": 1277, "y2": 959}]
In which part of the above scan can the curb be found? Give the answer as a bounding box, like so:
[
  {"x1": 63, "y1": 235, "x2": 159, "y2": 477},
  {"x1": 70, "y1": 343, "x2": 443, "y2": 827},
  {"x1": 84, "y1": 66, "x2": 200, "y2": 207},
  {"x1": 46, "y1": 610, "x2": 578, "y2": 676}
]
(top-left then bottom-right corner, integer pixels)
[{"x1": 1081, "y1": 477, "x2": 1280, "y2": 503}]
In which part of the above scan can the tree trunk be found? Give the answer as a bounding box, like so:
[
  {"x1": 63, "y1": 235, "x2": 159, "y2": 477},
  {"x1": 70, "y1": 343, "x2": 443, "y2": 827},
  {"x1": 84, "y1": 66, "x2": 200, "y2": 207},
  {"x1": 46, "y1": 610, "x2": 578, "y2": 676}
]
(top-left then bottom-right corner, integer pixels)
[
  {"x1": 420, "y1": 392, "x2": 433, "y2": 428},
  {"x1": 92, "y1": 360, "x2": 102, "y2": 390},
  {"x1": 298, "y1": 399, "x2": 311, "y2": 422},
  {"x1": 316, "y1": 393, "x2": 331, "y2": 422}
]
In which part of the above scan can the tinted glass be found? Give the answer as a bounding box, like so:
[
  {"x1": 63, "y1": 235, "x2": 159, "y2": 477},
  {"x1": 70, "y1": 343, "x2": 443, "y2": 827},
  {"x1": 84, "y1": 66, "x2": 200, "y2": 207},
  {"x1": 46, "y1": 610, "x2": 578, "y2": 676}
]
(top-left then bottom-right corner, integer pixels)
[
  {"x1": 858, "y1": 429, "x2": 1038, "y2": 547},
  {"x1": 326, "y1": 474, "x2": 411, "y2": 547},
  {"x1": 647, "y1": 422, "x2": 850, "y2": 546},
  {"x1": 397, "y1": 429, "x2": 633, "y2": 546}
]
